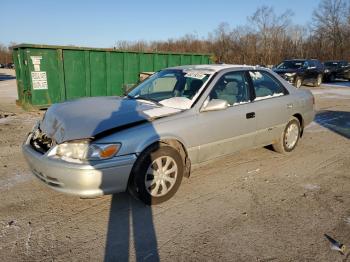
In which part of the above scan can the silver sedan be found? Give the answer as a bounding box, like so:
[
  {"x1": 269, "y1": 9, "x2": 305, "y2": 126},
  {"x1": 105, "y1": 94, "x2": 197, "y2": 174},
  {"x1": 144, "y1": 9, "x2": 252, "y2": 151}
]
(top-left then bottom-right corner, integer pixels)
[{"x1": 22, "y1": 65, "x2": 315, "y2": 205}]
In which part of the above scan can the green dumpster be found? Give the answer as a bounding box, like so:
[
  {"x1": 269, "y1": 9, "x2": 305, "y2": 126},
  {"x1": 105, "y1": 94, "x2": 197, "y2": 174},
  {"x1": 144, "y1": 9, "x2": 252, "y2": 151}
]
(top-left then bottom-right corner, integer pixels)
[{"x1": 12, "y1": 44, "x2": 213, "y2": 110}]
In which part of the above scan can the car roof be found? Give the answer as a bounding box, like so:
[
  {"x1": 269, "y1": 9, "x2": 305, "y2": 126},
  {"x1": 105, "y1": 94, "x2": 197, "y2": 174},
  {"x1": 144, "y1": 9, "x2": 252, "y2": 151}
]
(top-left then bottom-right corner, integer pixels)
[
  {"x1": 284, "y1": 59, "x2": 306, "y2": 62},
  {"x1": 284, "y1": 59, "x2": 321, "y2": 62},
  {"x1": 324, "y1": 60, "x2": 347, "y2": 63},
  {"x1": 166, "y1": 64, "x2": 257, "y2": 72}
]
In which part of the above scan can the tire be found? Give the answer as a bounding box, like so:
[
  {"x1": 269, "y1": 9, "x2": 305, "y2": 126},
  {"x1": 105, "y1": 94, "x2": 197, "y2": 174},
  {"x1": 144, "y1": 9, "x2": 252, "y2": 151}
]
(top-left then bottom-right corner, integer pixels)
[
  {"x1": 128, "y1": 143, "x2": 184, "y2": 205},
  {"x1": 330, "y1": 74, "x2": 335, "y2": 82},
  {"x1": 272, "y1": 117, "x2": 301, "y2": 154},
  {"x1": 294, "y1": 77, "x2": 302, "y2": 88},
  {"x1": 314, "y1": 74, "x2": 322, "y2": 87}
]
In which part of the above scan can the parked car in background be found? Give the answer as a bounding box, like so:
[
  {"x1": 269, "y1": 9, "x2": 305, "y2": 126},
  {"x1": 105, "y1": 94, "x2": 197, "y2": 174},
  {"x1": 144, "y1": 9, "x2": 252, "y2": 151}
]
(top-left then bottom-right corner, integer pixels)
[
  {"x1": 23, "y1": 64, "x2": 315, "y2": 205},
  {"x1": 323, "y1": 60, "x2": 350, "y2": 82},
  {"x1": 273, "y1": 59, "x2": 324, "y2": 88},
  {"x1": 7, "y1": 63, "x2": 15, "y2": 69}
]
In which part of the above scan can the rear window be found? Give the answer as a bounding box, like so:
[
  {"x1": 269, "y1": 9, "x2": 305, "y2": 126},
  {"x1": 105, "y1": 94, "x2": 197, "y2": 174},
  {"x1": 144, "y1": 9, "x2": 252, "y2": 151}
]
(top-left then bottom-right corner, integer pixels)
[{"x1": 249, "y1": 71, "x2": 287, "y2": 101}]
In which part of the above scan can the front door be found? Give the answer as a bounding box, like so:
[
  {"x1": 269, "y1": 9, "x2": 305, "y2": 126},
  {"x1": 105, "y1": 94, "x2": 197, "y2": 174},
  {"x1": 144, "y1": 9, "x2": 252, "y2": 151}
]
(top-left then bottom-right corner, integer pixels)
[{"x1": 195, "y1": 71, "x2": 257, "y2": 163}]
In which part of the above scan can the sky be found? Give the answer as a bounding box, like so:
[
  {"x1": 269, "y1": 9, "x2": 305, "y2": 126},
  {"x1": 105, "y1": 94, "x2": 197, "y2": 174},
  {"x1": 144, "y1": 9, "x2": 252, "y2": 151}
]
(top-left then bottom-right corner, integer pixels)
[{"x1": 2, "y1": 0, "x2": 321, "y2": 48}]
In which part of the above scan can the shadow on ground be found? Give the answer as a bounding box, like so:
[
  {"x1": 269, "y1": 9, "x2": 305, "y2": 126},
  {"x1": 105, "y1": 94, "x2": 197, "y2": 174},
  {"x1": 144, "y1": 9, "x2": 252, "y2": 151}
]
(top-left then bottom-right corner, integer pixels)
[
  {"x1": 315, "y1": 110, "x2": 350, "y2": 139},
  {"x1": 85, "y1": 96, "x2": 161, "y2": 261},
  {"x1": 104, "y1": 193, "x2": 159, "y2": 261},
  {"x1": 0, "y1": 73, "x2": 16, "y2": 81},
  {"x1": 322, "y1": 79, "x2": 350, "y2": 88}
]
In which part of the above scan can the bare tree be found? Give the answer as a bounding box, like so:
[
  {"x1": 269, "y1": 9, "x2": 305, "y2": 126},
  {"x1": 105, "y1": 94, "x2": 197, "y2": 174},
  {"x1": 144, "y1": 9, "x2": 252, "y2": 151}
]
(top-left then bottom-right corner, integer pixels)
[
  {"x1": 248, "y1": 6, "x2": 294, "y2": 65},
  {"x1": 312, "y1": 0, "x2": 348, "y2": 59}
]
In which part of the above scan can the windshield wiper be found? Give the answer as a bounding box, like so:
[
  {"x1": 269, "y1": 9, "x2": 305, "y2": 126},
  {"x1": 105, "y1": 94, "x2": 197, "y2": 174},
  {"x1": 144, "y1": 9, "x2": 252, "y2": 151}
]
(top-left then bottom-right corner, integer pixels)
[{"x1": 127, "y1": 94, "x2": 162, "y2": 106}]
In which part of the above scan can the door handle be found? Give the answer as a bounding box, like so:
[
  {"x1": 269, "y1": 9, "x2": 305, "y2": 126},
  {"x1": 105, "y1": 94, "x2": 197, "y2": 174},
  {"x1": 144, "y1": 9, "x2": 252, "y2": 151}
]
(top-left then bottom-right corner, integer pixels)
[
  {"x1": 287, "y1": 103, "x2": 293, "y2": 109},
  {"x1": 246, "y1": 112, "x2": 255, "y2": 119}
]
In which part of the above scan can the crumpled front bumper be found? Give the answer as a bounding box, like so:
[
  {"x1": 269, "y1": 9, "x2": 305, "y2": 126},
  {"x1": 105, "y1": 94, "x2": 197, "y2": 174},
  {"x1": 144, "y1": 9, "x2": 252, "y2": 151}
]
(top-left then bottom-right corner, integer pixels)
[{"x1": 22, "y1": 134, "x2": 137, "y2": 197}]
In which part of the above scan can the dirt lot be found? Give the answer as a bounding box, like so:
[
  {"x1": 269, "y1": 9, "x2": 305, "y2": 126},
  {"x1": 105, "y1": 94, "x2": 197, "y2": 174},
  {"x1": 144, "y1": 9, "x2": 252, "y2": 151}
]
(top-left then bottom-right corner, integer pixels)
[{"x1": 0, "y1": 69, "x2": 349, "y2": 261}]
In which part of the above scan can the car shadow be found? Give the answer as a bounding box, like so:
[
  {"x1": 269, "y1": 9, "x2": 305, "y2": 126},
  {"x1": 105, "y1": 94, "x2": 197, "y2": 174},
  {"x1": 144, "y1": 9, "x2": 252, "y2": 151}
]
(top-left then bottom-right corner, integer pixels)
[
  {"x1": 0, "y1": 73, "x2": 16, "y2": 81},
  {"x1": 314, "y1": 110, "x2": 350, "y2": 139},
  {"x1": 89, "y1": 97, "x2": 160, "y2": 261}
]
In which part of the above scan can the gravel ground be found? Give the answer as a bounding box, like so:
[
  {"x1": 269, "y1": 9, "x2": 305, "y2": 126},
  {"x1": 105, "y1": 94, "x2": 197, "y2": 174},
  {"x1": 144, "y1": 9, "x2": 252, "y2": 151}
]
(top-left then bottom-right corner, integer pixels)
[{"x1": 0, "y1": 69, "x2": 349, "y2": 261}]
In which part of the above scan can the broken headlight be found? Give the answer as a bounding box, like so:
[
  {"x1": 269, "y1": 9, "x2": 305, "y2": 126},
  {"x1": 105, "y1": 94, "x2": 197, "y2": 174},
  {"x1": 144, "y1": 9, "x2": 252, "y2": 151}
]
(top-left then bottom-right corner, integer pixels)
[{"x1": 56, "y1": 142, "x2": 121, "y2": 161}]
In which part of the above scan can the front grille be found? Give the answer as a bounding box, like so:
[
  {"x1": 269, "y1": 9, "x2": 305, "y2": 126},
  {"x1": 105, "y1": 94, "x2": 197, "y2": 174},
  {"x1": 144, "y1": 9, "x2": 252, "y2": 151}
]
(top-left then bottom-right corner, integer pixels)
[{"x1": 30, "y1": 128, "x2": 53, "y2": 154}]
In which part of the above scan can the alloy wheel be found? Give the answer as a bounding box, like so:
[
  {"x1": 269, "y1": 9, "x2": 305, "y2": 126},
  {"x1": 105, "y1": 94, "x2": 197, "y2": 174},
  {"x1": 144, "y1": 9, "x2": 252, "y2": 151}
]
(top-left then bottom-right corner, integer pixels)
[
  {"x1": 145, "y1": 156, "x2": 178, "y2": 197},
  {"x1": 284, "y1": 123, "x2": 299, "y2": 149}
]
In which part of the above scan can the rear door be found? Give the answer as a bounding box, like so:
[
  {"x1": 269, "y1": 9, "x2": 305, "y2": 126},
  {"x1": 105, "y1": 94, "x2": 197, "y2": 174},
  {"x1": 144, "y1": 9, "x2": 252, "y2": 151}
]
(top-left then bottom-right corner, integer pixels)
[
  {"x1": 341, "y1": 61, "x2": 350, "y2": 79},
  {"x1": 306, "y1": 60, "x2": 318, "y2": 83},
  {"x1": 248, "y1": 70, "x2": 293, "y2": 146}
]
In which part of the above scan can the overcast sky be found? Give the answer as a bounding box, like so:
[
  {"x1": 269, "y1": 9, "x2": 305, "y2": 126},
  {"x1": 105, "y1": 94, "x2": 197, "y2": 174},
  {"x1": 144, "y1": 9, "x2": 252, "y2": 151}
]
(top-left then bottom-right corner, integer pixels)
[{"x1": 3, "y1": 0, "x2": 320, "y2": 47}]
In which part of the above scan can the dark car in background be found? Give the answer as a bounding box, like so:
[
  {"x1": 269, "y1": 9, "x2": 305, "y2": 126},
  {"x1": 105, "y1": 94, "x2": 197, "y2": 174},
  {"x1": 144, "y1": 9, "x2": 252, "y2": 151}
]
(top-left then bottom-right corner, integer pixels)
[
  {"x1": 323, "y1": 60, "x2": 350, "y2": 82},
  {"x1": 273, "y1": 59, "x2": 324, "y2": 88},
  {"x1": 6, "y1": 63, "x2": 15, "y2": 69}
]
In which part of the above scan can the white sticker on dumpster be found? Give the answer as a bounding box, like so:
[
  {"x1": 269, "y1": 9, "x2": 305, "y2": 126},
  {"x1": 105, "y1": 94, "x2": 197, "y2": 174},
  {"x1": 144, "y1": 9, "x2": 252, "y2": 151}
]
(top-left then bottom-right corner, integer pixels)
[
  {"x1": 31, "y1": 71, "x2": 48, "y2": 90},
  {"x1": 31, "y1": 56, "x2": 42, "y2": 71},
  {"x1": 30, "y1": 56, "x2": 42, "y2": 65}
]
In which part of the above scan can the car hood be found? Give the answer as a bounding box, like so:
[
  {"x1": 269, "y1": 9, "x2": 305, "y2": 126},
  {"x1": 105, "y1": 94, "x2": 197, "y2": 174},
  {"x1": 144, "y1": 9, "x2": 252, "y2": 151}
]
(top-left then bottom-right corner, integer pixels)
[{"x1": 40, "y1": 96, "x2": 182, "y2": 144}]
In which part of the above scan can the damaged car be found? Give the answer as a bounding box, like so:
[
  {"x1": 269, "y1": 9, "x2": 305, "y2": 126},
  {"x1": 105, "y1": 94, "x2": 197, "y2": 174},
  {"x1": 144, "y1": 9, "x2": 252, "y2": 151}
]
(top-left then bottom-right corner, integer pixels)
[{"x1": 23, "y1": 65, "x2": 315, "y2": 205}]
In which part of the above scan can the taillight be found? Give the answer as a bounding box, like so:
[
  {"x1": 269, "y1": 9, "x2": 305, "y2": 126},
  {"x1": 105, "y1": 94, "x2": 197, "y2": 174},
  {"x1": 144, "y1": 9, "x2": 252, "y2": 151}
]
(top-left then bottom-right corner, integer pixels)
[{"x1": 312, "y1": 94, "x2": 315, "y2": 105}]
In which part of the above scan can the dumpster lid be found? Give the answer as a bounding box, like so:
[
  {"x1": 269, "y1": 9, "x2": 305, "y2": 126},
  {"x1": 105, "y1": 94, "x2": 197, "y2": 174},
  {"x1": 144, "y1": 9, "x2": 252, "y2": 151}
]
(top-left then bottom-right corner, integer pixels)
[{"x1": 11, "y1": 43, "x2": 212, "y2": 56}]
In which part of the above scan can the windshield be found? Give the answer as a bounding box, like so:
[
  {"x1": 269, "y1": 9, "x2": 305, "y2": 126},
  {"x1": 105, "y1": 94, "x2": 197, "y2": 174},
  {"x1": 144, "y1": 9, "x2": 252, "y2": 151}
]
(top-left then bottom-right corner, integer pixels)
[
  {"x1": 127, "y1": 69, "x2": 210, "y2": 109},
  {"x1": 276, "y1": 60, "x2": 305, "y2": 69}
]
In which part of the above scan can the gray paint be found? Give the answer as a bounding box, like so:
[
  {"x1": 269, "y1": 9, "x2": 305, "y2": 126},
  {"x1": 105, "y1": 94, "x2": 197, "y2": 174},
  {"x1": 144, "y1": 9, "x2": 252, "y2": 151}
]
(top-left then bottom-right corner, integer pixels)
[
  {"x1": 40, "y1": 96, "x2": 178, "y2": 144},
  {"x1": 23, "y1": 65, "x2": 315, "y2": 197}
]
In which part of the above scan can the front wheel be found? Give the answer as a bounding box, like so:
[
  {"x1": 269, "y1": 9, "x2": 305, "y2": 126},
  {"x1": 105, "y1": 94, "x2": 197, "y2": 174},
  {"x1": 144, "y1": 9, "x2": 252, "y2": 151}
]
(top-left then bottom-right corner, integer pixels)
[
  {"x1": 295, "y1": 77, "x2": 302, "y2": 88},
  {"x1": 128, "y1": 144, "x2": 184, "y2": 205},
  {"x1": 272, "y1": 117, "x2": 301, "y2": 154}
]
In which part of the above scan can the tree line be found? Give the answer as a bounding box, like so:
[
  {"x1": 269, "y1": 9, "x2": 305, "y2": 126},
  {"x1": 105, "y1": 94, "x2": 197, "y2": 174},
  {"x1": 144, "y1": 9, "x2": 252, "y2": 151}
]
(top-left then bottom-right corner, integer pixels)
[
  {"x1": 1, "y1": 0, "x2": 349, "y2": 66},
  {"x1": 115, "y1": 0, "x2": 350, "y2": 66},
  {"x1": 0, "y1": 44, "x2": 13, "y2": 65}
]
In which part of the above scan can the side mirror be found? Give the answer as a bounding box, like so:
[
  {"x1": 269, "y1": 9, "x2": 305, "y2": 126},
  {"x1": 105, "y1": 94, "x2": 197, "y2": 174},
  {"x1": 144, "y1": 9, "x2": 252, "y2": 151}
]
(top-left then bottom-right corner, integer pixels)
[{"x1": 201, "y1": 99, "x2": 228, "y2": 112}]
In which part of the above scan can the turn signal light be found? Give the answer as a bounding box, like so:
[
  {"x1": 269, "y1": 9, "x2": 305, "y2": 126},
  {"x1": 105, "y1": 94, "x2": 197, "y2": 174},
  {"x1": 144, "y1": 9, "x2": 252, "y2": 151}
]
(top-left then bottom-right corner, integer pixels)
[{"x1": 100, "y1": 145, "x2": 119, "y2": 158}]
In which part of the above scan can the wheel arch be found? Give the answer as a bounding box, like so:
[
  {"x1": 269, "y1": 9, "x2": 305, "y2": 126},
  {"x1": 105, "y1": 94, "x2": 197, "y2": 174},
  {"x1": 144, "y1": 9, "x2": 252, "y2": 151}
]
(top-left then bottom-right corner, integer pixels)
[
  {"x1": 135, "y1": 135, "x2": 191, "y2": 178},
  {"x1": 292, "y1": 113, "x2": 304, "y2": 137}
]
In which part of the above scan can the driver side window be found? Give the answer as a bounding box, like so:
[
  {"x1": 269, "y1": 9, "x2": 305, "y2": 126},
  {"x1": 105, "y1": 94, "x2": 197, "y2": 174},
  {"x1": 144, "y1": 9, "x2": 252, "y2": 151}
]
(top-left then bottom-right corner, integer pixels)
[
  {"x1": 140, "y1": 74, "x2": 178, "y2": 95},
  {"x1": 209, "y1": 72, "x2": 250, "y2": 106}
]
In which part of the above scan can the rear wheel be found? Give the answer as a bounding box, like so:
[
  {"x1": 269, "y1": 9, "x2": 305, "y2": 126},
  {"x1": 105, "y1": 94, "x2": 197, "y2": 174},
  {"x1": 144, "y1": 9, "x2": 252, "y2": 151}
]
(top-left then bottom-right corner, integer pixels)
[
  {"x1": 314, "y1": 74, "x2": 322, "y2": 87},
  {"x1": 128, "y1": 144, "x2": 184, "y2": 205},
  {"x1": 272, "y1": 117, "x2": 301, "y2": 154}
]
